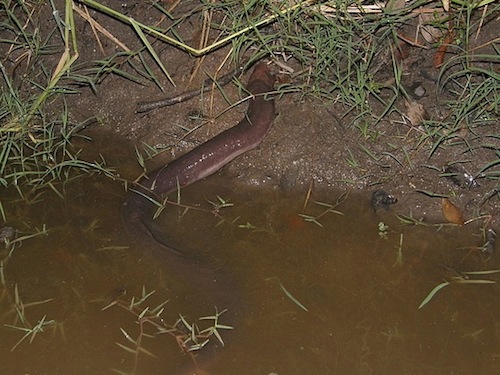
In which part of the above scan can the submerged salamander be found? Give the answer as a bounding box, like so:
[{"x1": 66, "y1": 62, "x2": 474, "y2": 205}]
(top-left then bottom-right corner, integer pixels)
[{"x1": 122, "y1": 63, "x2": 275, "y2": 374}]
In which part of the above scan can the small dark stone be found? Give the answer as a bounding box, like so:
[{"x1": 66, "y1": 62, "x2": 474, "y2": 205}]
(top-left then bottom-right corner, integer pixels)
[
  {"x1": 279, "y1": 166, "x2": 300, "y2": 191},
  {"x1": 413, "y1": 85, "x2": 426, "y2": 97},
  {"x1": 371, "y1": 190, "x2": 398, "y2": 211},
  {"x1": 409, "y1": 82, "x2": 427, "y2": 98}
]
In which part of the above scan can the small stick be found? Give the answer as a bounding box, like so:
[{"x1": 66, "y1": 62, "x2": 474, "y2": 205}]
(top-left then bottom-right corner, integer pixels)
[{"x1": 135, "y1": 63, "x2": 247, "y2": 113}]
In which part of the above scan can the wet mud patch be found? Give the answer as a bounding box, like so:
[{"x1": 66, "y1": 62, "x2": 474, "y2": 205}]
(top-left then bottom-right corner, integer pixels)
[{"x1": 63, "y1": 4, "x2": 500, "y2": 231}]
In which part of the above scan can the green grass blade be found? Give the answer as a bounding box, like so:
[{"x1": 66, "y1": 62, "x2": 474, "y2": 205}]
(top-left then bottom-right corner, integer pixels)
[
  {"x1": 129, "y1": 18, "x2": 173, "y2": 88},
  {"x1": 418, "y1": 281, "x2": 450, "y2": 309}
]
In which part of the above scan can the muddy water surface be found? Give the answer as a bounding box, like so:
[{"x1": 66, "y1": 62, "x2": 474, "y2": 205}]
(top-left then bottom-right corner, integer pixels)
[{"x1": 1, "y1": 141, "x2": 500, "y2": 375}]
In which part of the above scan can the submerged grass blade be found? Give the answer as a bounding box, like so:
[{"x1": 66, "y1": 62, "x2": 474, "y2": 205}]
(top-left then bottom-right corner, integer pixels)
[
  {"x1": 419, "y1": 278, "x2": 497, "y2": 309},
  {"x1": 115, "y1": 341, "x2": 138, "y2": 354},
  {"x1": 462, "y1": 270, "x2": 500, "y2": 275},
  {"x1": 279, "y1": 281, "x2": 308, "y2": 312},
  {"x1": 266, "y1": 277, "x2": 308, "y2": 312},
  {"x1": 418, "y1": 281, "x2": 450, "y2": 309},
  {"x1": 6, "y1": 314, "x2": 56, "y2": 351}
]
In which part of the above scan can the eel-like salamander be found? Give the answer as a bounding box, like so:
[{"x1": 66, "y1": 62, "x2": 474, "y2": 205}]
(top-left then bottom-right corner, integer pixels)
[{"x1": 122, "y1": 63, "x2": 275, "y2": 374}]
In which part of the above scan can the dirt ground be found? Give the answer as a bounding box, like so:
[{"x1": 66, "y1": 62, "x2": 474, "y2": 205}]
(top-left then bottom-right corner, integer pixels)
[
  {"x1": 58, "y1": 2, "x2": 500, "y2": 235},
  {"x1": 2, "y1": 3, "x2": 500, "y2": 373}
]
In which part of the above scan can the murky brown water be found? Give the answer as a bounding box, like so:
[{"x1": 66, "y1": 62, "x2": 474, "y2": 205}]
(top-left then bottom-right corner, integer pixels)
[{"x1": 1, "y1": 139, "x2": 500, "y2": 375}]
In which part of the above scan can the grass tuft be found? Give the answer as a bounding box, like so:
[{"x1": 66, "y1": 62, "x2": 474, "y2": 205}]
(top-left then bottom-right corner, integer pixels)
[{"x1": 1, "y1": 0, "x2": 118, "y2": 204}]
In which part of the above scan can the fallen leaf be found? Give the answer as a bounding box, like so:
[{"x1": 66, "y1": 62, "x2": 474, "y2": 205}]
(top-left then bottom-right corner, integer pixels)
[
  {"x1": 419, "y1": 13, "x2": 443, "y2": 43},
  {"x1": 385, "y1": 0, "x2": 406, "y2": 12},
  {"x1": 434, "y1": 30, "x2": 456, "y2": 68},
  {"x1": 405, "y1": 100, "x2": 427, "y2": 126},
  {"x1": 442, "y1": 198, "x2": 465, "y2": 225}
]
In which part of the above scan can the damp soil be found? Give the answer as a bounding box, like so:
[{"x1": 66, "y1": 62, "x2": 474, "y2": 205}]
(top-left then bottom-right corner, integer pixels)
[
  {"x1": 1, "y1": 1, "x2": 500, "y2": 375},
  {"x1": 56, "y1": 1, "x2": 500, "y2": 231}
]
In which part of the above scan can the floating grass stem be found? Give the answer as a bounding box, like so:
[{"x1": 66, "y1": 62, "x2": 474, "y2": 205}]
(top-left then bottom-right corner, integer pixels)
[
  {"x1": 106, "y1": 286, "x2": 233, "y2": 373},
  {"x1": 300, "y1": 194, "x2": 346, "y2": 227},
  {"x1": 266, "y1": 277, "x2": 308, "y2": 312},
  {"x1": 419, "y1": 270, "x2": 500, "y2": 309},
  {"x1": 6, "y1": 314, "x2": 56, "y2": 352}
]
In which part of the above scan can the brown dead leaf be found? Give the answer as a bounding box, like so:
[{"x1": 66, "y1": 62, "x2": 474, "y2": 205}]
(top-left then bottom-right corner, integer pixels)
[
  {"x1": 385, "y1": 0, "x2": 406, "y2": 11},
  {"x1": 419, "y1": 13, "x2": 444, "y2": 43},
  {"x1": 442, "y1": 198, "x2": 465, "y2": 225},
  {"x1": 405, "y1": 100, "x2": 428, "y2": 126},
  {"x1": 434, "y1": 30, "x2": 456, "y2": 68}
]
